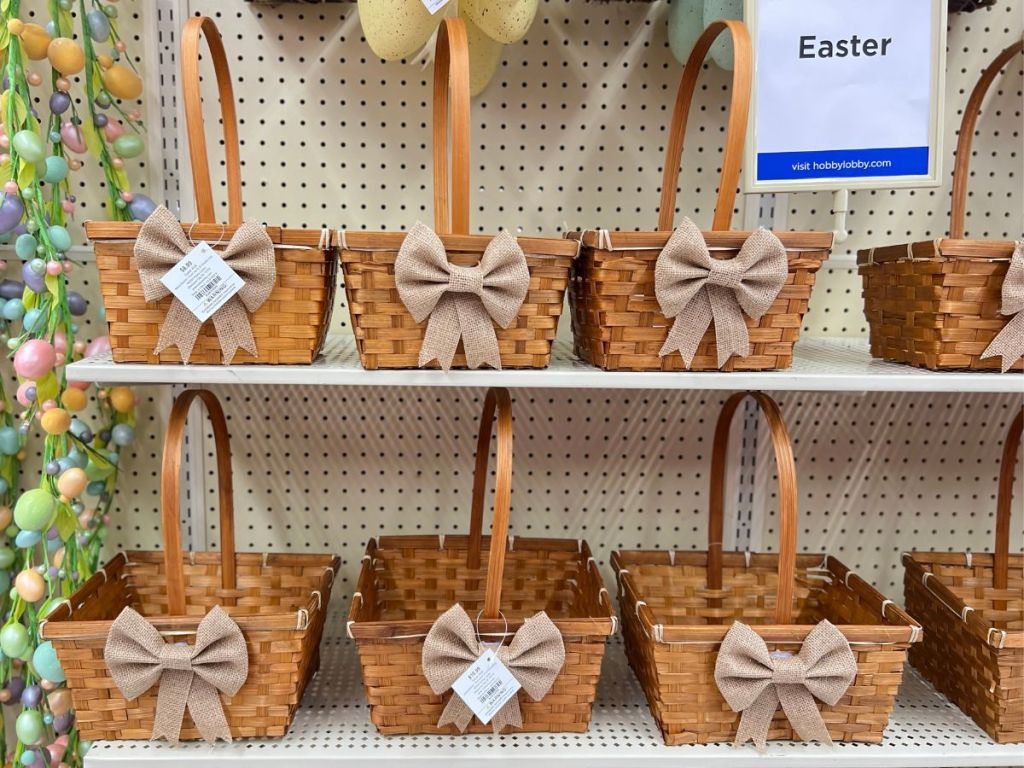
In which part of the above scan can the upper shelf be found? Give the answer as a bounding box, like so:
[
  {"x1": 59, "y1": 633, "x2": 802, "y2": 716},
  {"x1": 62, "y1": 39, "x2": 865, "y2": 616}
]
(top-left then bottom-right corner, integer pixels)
[{"x1": 65, "y1": 336, "x2": 1023, "y2": 393}]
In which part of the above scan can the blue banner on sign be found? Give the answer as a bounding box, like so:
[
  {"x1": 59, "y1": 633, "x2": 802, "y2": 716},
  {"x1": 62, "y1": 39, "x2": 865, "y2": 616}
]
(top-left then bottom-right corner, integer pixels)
[{"x1": 756, "y1": 146, "x2": 929, "y2": 181}]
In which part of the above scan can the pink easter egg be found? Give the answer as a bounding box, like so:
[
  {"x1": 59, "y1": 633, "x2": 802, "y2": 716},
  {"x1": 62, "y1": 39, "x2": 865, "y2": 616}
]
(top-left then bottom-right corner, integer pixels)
[
  {"x1": 13, "y1": 339, "x2": 56, "y2": 379},
  {"x1": 15, "y1": 382, "x2": 33, "y2": 407},
  {"x1": 85, "y1": 335, "x2": 111, "y2": 358},
  {"x1": 103, "y1": 119, "x2": 125, "y2": 142},
  {"x1": 60, "y1": 122, "x2": 87, "y2": 154},
  {"x1": 45, "y1": 261, "x2": 62, "y2": 276}
]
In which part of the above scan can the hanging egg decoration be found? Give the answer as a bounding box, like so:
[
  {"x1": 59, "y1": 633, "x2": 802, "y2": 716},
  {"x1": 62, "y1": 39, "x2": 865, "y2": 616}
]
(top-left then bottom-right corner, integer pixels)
[
  {"x1": 59, "y1": 122, "x2": 87, "y2": 154},
  {"x1": 13, "y1": 488, "x2": 56, "y2": 532},
  {"x1": 47, "y1": 38, "x2": 86, "y2": 76},
  {"x1": 668, "y1": 0, "x2": 706, "y2": 66},
  {"x1": 86, "y1": 8, "x2": 111, "y2": 42},
  {"x1": 704, "y1": 0, "x2": 743, "y2": 70},
  {"x1": 461, "y1": 0, "x2": 539, "y2": 44},
  {"x1": 14, "y1": 569, "x2": 45, "y2": 602},
  {"x1": 32, "y1": 641, "x2": 66, "y2": 684},
  {"x1": 19, "y1": 23, "x2": 52, "y2": 61},
  {"x1": 101, "y1": 63, "x2": 143, "y2": 100},
  {"x1": 463, "y1": 12, "x2": 504, "y2": 97},
  {"x1": 357, "y1": 0, "x2": 442, "y2": 61},
  {"x1": 112, "y1": 133, "x2": 144, "y2": 159}
]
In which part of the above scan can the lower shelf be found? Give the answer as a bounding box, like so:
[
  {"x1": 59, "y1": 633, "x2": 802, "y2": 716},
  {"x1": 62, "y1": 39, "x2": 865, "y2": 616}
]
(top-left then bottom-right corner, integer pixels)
[{"x1": 83, "y1": 635, "x2": 1023, "y2": 767}]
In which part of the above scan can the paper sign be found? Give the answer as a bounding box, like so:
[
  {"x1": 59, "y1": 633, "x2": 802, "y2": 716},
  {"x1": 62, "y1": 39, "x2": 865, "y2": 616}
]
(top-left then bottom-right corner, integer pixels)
[
  {"x1": 420, "y1": 0, "x2": 450, "y2": 15},
  {"x1": 451, "y1": 650, "x2": 521, "y2": 725},
  {"x1": 160, "y1": 241, "x2": 244, "y2": 323},
  {"x1": 745, "y1": 0, "x2": 945, "y2": 191}
]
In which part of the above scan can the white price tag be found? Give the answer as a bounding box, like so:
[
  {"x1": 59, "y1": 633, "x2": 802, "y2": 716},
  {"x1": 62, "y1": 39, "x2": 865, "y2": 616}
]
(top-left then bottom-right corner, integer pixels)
[
  {"x1": 451, "y1": 650, "x2": 521, "y2": 725},
  {"x1": 420, "y1": 0, "x2": 449, "y2": 15},
  {"x1": 160, "y1": 241, "x2": 244, "y2": 323}
]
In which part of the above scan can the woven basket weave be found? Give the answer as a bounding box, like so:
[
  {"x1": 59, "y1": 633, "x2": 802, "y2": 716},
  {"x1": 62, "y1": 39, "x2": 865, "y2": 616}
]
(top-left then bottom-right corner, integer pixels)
[
  {"x1": 856, "y1": 41, "x2": 1023, "y2": 372},
  {"x1": 88, "y1": 16, "x2": 335, "y2": 365},
  {"x1": 347, "y1": 387, "x2": 616, "y2": 734},
  {"x1": 613, "y1": 392, "x2": 922, "y2": 745},
  {"x1": 41, "y1": 389, "x2": 339, "y2": 740},
  {"x1": 903, "y1": 408, "x2": 1023, "y2": 743},
  {"x1": 568, "y1": 21, "x2": 831, "y2": 372},
  {"x1": 339, "y1": 19, "x2": 575, "y2": 370}
]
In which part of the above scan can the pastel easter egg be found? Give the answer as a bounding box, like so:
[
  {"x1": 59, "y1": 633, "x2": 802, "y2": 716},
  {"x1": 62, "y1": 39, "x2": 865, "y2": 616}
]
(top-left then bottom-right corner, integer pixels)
[
  {"x1": 47, "y1": 38, "x2": 86, "y2": 76},
  {"x1": 668, "y1": 0, "x2": 705, "y2": 65},
  {"x1": 0, "y1": 279, "x2": 25, "y2": 299},
  {"x1": 49, "y1": 91, "x2": 71, "y2": 115},
  {"x1": 85, "y1": 459, "x2": 113, "y2": 482},
  {"x1": 0, "y1": 623, "x2": 30, "y2": 658},
  {"x1": 0, "y1": 426, "x2": 18, "y2": 455},
  {"x1": 60, "y1": 122, "x2": 87, "y2": 154},
  {"x1": 128, "y1": 193, "x2": 157, "y2": 221},
  {"x1": 32, "y1": 641, "x2": 65, "y2": 683},
  {"x1": 0, "y1": 195, "x2": 24, "y2": 234},
  {"x1": 704, "y1": 0, "x2": 742, "y2": 70},
  {"x1": 112, "y1": 133, "x2": 144, "y2": 159},
  {"x1": 15, "y1": 233, "x2": 37, "y2": 259},
  {"x1": 103, "y1": 118, "x2": 125, "y2": 142},
  {"x1": 43, "y1": 156, "x2": 69, "y2": 184},
  {"x1": 86, "y1": 8, "x2": 111, "y2": 42},
  {"x1": 109, "y1": 386, "x2": 134, "y2": 413},
  {"x1": 56, "y1": 468, "x2": 87, "y2": 498},
  {"x1": 48, "y1": 688, "x2": 73, "y2": 716},
  {"x1": 357, "y1": 0, "x2": 442, "y2": 61},
  {"x1": 1, "y1": 297, "x2": 24, "y2": 321},
  {"x1": 12, "y1": 131, "x2": 46, "y2": 164},
  {"x1": 15, "y1": 709, "x2": 44, "y2": 745},
  {"x1": 47, "y1": 224, "x2": 71, "y2": 252},
  {"x1": 463, "y1": 11, "x2": 503, "y2": 96},
  {"x1": 67, "y1": 290, "x2": 87, "y2": 316},
  {"x1": 20, "y1": 24, "x2": 51, "y2": 60},
  {"x1": 61, "y1": 387, "x2": 87, "y2": 412},
  {"x1": 111, "y1": 423, "x2": 134, "y2": 446},
  {"x1": 14, "y1": 339, "x2": 56, "y2": 379},
  {"x1": 85, "y1": 335, "x2": 111, "y2": 358},
  {"x1": 15, "y1": 569, "x2": 45, "y2": 602},
  {"x1": 0, "y1": 546, "x2": 14, "y2": 568},
  {"x1": 21, "y1": 261, "x2": 46, "y2": 293},
  {"x1": 40, "y1": 408, "x2": 71, "y2": 436},
  {"x1": 462, "y1": 0, "x2": 538, "y2": 44},
  {"x1": 15, "y1": 530, "x2": 42, "y2": 548},
  {"x1": 101, "y1": 64, "x2": 142, "y2": 100},
  {"x1": 14, "y1": 488, "x2": 56, "y2": 531}
]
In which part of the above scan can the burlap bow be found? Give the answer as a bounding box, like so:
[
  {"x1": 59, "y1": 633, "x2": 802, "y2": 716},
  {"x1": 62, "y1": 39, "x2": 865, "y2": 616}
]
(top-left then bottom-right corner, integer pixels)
[
  {"x1": 655, "y1": 217, "x2": 788, "y2": 368},
  {"x1": 421, "y1": 604, "x2": 565, "y2": 733},
  {"x1": 714, "y1": 620, "x2": 857, "y2": 751},
  {"x1": 135, "y1": 205, "x2": 276, "y2": 364},
  {"x1": 103, "y1": 606, "x2": 248, "y2": 744},
  {"x1": 981, "y1": 240, "x2": 1024, "y2": 372},
  {"x1": 395, "y1": 222, "x2": 530, "y2": 371}
]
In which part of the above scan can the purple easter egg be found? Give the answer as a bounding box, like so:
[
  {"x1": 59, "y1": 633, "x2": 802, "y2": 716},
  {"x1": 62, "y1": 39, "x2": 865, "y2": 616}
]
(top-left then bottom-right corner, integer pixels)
[
  {"x1": 52, "y1": 712, "x2": 74, "y2": 734},
  {"x1": 7, "y1": 676, "x2": 24, "y2": 700},
  {"x1": 67, "y1": 290, "x2": 87, "y2": 316},
  {"x1": 0, "y1": 279, "x2": 24, "y2": 299},
  {"x1": 0, "y1": 194, "x2": 25, "y2": 234},
  {"x1": 21, "y1": 262, "x2": 46, "y2": 293},
  {"x1": 49, "y1": 92, "x2": 71, "y2": 115},
  {"x1": 128, "y1": 194, "x2": 157, "y2": 221}
]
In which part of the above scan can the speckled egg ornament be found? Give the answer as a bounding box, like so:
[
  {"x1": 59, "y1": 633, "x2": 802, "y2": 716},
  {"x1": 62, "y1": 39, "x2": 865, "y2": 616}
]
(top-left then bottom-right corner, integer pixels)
[
  {"x1": 704, "y1": 0, "x2": 742, "y2": 69},
  {"x1": 463, "y1": 10, "x2": 504, "y2": 96},
  {"x1": 462, "y1": 0, "x2": 538, "y2": 44},
  {"x1": 358, "y1": 0, "x2": 442, "y2": 61},
  {"x1": 668, "y1": 0, "x2": 706, "y2": 65}
]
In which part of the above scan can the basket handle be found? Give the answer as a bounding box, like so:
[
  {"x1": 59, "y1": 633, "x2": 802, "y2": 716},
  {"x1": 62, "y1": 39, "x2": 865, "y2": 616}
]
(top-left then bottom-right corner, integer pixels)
[
  {"x1": 432, "y1": 18, "x2": 472, "y2": 235},
  {"x1": 466, "y1": 388, "x2": 514, "y2": 619},
  {"x1": 657, "y1": 20, "x2": 752, "y2": 233},
  {"x1": 161, "y1": 389, "x2": 237, "y2": 616},
  {"x1": 708, "y1": 392, "x2": 797, "y2": 624},
  {"x1": 949, "y1": 40, "x2": 1023, "y2": 239},
  {"x1": 994, "y1": 408, "x2": 1023, "y2": 590},
  {"x1": 181, "y1": 16, "x2": 244, "y2": 225}
]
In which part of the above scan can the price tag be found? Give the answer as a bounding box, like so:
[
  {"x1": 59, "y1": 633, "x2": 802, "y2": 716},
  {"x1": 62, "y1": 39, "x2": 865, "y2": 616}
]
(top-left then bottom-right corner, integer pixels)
[
  {"x1": 160, "y1": 241, "x2": 244, "y2": 323},
  {"x1": 450, "y1": 650, "x2": 521, "y2": 725},
  {"x1": 420, "y1": 0, "x2": 450, "y2": 15}
]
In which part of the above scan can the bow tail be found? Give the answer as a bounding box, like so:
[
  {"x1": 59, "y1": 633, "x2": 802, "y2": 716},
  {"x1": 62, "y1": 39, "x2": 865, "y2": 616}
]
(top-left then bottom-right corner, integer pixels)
[
  {"x1": 489, "y1": 695, "x2": 523, "y2": 735},
  {"x1": 733, "y1": 686, "x2": 780, "y2": 752},
  {"x1": 420, "y1": 295, "x2": 463, "y2": 371},
  {"x1": 187, "y1": 675, "x2": 234, "y2": 744},
  {"x1": 707, "y1": 284, "x2": 752, "y2": 368},
  {"x1": 981, "y1": 311, "x2": 1024, "y2": 372},
  {"x1": 777, "y1": 684, "x2": 833, "y2": 747},
  {"x1": 210, "y1": 296, "x2": 259, "y2": 365},
  {"x1": 155, "y1": 299, "x2": 205, "y2": 364},
  {"x1": 437, "y1": 693, "x2": 476, "y2": 733},
  {"x1": 151, "y1": 669, "x2": 193, "y2": 745},
  {"x1": 659, "y1": 290, "x2": 714, "y2": 367},
  {"x1": 455, "y1": 295, "x2": 502, "y2": 370}
]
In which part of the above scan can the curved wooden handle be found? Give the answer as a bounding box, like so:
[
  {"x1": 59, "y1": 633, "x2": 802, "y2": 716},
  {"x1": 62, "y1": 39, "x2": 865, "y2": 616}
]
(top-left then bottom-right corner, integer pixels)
[
  {"x1": 161, "y1": 389, "x2": 236, "y2": 616},
  {"x1": 432, "y1": 18, "x2": 472, "y2": 235},
  {"x1": 658, "y1": 20, "x2": 752, "y2": 232},
  {"x1": 949, "y1": 40, "x2": 1023, "y2": 239},
  {"x1": 181, "y1": 16, "x2": 243, "y2": 225},
  {"x1": 708, "y1": 391, "x2": 797, "y2": 624},
  {"x1": 994, "y1": 408, "x2": 1023, "y2": 590},
  {"x1": 466, "y1": 388, "x2": 514, "y2": 619}
]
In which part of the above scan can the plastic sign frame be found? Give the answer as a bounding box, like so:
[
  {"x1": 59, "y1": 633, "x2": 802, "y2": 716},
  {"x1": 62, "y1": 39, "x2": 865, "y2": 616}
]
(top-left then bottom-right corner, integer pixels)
[{"x1": 743, "y1": 0, "x2": 947, "y2": 193}]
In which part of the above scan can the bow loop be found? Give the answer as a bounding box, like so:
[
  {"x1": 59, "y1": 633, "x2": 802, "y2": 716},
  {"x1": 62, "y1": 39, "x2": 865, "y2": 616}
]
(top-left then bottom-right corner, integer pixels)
[
  {"x1": 395, "y1": 223, "x2": 530, "y2": 371},
  {"x1": 421, "y1": 604, "x2": 564, "y2": 734},
  {"x1": 656, "y1": 218, "x2": 788, "y2": 368},
  {"x1": 104, "y1": 606, "x2": 249, "y2": 744},
  {"x1": 134, "y1": 205, "x2": 277, "y2": 364},
  {"x1": 981, "y1": 241, "x2": 1024, "y2": 372}
]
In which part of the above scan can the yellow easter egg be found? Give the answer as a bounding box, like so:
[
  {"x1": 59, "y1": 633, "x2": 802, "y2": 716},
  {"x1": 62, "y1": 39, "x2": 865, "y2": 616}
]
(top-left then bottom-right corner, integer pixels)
[
  {"x1": 47, "y1": 38, "x2": 85, "y2": 76},
  {"x1": 20, "y1": 24, "x2": 51, "y2": 61},
  {"x1": 97, "y1": 54, "x2": 114, "y2": 69},
  {"x1": 0, "y1": 506, "x2": 11, "y2": 528},
  {"x1": 7, "y1": 19, "x2": 24, "y2": 37},
  {"x1": 463, "y1": 12, "x2": 503, "y2": 97},
  {"x1": 40, "y1": 408, "x2": 71, "y2": 436},
  {"x1": 461, "y1": 0, "x2": 538, "y2": 44},
  {"x1": 15, "y1": 569, "x2": 46, "y2": 602},
  {"x1": 57, "y1": 468, "x2": 87, "y2": 499},
  {"x1": 102, "y1": 64, "x2": 143, "y2": 100},
  {"x1": 357, "y1": 0, "x2": 442, "y2": 61},
  {"x1": 108, "y1": 386, "x2": 135, "y2": 413},
  {"x1": 61, "y1": 387, "x2": 87, "y2": 413}
]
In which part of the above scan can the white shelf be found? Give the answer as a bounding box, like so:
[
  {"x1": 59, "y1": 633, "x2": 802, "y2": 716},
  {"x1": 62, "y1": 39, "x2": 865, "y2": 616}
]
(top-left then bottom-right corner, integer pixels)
[
  {"x1": 65, "y1": 337, "x2": 1023, "y2": 392},
  {"x1": 84, "y1": 635, "x2": 1024, "y2": 768}
]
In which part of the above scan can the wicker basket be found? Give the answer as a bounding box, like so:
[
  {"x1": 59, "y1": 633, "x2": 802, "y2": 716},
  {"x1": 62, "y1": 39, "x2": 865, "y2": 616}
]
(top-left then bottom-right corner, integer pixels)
[
  {"x1": 339, "y1": 19, "x2": 575, "y2": 370},
  {"x1": 856, "y1": 41, "x2": 1023, "y2": 372},
  {"x1": 903, "y1": 408, "x2": 1023, "y2": 743},
  {"x1": 613, "y1": 392, "x2": 922, "y2": 745},
  {"x1": 40, "y1": 389, "x2": 339, "y2": 740},
  {"x1": 347, "y1": 387, "x2": 616, "y2": 734},
  {"x1": 88, "y1": 16, "x2": 336, "y2": 365},
  {"x1": 568, "y1": 21, "x2": 831, "y2": 372}
]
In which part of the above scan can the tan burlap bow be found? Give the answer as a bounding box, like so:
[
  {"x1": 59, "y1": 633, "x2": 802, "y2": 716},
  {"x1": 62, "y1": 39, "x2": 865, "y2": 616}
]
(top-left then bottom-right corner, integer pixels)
[
  {"x1": 103, "y1": 606, "x2": 248, "y2": 744},
  {"x1": 421, "y1": 604, "x2": 565, "y2": 733},
  {"x1": 981, "y1": 240, "x2": 1024, "y2": 372},
  {"x1": 135, "y1": 205, "x2": 276, "y2": 364},
  {"x1": 714, "y1": 620, "x2": 857, "y2": 751},
  {"x1": 395, "y1": 222, "x2": 530, "y2": 371},
  {"x1": 655, "y1": 217, "x2": 788, "y2": 368}
]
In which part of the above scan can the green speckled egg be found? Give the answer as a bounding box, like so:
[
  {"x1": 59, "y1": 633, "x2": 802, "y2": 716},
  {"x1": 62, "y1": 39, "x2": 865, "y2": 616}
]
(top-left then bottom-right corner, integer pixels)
[
  {"x1": 462, "y1": 0, "x2": 538, "y2": 45},
  {"x1": 668, "y1": 0, "x2": 705, "y2": 66},
  {"x1": 463, "y1": 11, "x2": 503, "y2": 97},
  {"x1": 358, "y1": 0, "x2": 442, "y2": 61},
  {"x1": 704, "y1": 0, "x2": 743, "y2": 70}
]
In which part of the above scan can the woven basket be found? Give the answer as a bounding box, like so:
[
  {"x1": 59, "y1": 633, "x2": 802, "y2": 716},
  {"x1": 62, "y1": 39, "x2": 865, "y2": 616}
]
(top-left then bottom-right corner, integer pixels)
[
  {"x1": 347, "y1": 387, "x2": 616, "y2": 734},
  {"x1": 613, "y1": 392, "x2": 922, "y2": 745},
  {"x1": 339, "y1": 19, "x2": 575, "y2": 370},
  {"x1": 568, "y1": 21, "x2": 831, "y2": 372},
  {"x1": 903, "y1": 408, "x2": 1023, "y2": 743},
  {"x1": 40, "y1": 389, "x2": 339, "y2": 740},
  {"x1": 88, "y1": 16, "x2": 336, "y2": 365},
  {"x1": 856, "y1": 41, "x2": 1023, "y2": 372}
]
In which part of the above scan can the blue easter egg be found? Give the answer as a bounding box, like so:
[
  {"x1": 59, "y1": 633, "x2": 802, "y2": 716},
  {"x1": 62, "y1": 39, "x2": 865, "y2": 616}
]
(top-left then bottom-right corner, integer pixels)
[
  {"x1": 111, "y1": 424, "x2": 134, "y2": 446},
  {"x1": 14, "y1": 530, "x2": 41, "y2": 548},
  {"x1": 14, "y1": 234, "x2": 37, "y2": 260},
  {"x1": 32, "y1": 641, "x2": 65, "y2": 683},
  {"x1": 43, "y1": 156, "x2": 69, "y2": 184},
  {"x1": 704, "y1": 0, "x2": 743, "y2": 70},
  {"x1": 128, "y1": 194, "x2": 157, "y2": 221},
  {"x1": 86, "y1": 8, "x2": 111, "y2": 41},
  {"x1": 0, "y1": 426, "x2": 20, "y2": 455},
  {"x1": 47, "y1": 225, "x2": 71, "y2": 253},
  {"x1": 2, "y1": 299, "x2": 24, "y2": 321}
]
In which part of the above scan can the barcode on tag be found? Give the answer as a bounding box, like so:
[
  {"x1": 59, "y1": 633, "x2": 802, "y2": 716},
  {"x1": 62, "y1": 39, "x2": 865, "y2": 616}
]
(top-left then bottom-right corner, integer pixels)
[
  {"x1": 420, "y1": 0, "x2": 449, "y2": 14},
  {"x1": 450, "y1": 649, "x2": 521, "y2": 725},
  {"x1": 159, "y1": 241, "x2": 245, "y2": 323}
]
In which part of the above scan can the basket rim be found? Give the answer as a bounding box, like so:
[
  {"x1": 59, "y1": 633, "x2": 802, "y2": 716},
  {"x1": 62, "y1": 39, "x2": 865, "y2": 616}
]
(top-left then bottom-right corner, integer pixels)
[
  {"x1": 338, "y1": 229, "x2": 579, "y2": 258},
  {"x1": 857, "y1": 237, "x2": 1018, "y2": 266},
  {"x1": 611, "y1": 549, "x2": 922, "y2": 646},
  {"x1": 84, "y1": 220, "x2": 331, "y2": 248},
  {"x1": 569, "y1": 228, "x2": 833, "y2": 253},
  {"x1": 40, "y1": 550, "x2": 340, "y2": 641}
]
